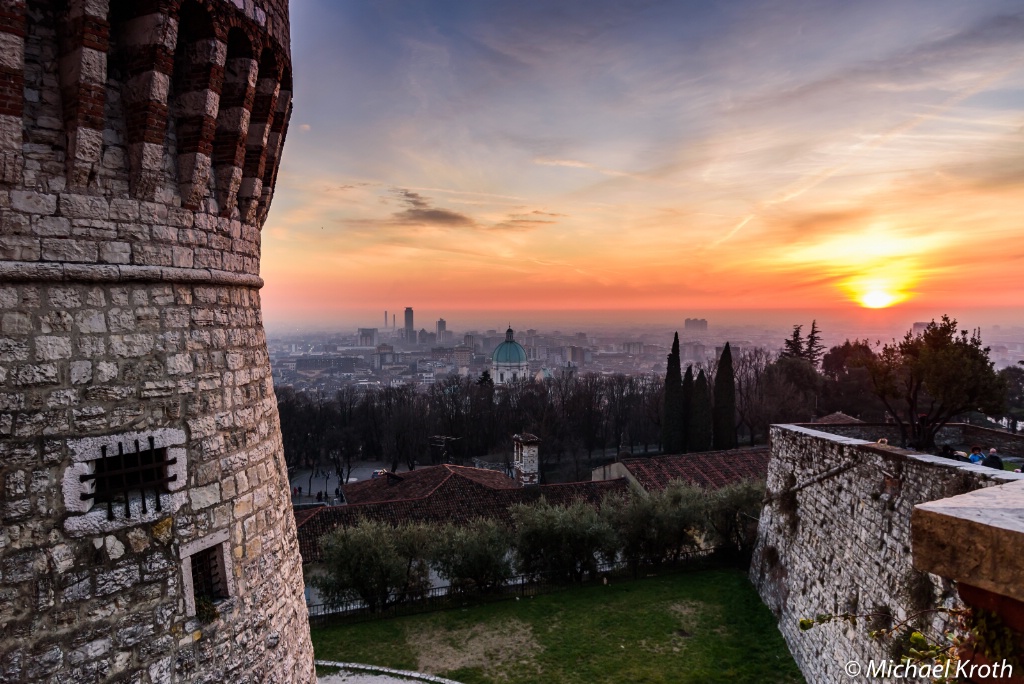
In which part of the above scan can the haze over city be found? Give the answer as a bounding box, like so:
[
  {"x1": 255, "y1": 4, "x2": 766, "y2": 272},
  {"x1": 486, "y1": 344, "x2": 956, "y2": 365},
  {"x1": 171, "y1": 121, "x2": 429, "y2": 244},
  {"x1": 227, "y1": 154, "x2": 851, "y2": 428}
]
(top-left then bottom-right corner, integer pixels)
[{"x1": 261, "y1": 0, "x2": 1024, "y2": 331}]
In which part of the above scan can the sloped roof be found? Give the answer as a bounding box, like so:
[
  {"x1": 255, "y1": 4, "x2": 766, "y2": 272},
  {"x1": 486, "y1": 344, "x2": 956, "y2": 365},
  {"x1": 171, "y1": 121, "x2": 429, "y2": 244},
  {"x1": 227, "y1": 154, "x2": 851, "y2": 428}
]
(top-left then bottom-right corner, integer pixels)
[
  {"x1": 295, "y1": 475, "x2": 629, "y2": 563},
  {"x1": 618, "y1": 447, "x2": 770, "y2": 493},
  {"x1": 815, "y1": 412, "x2": 865, "y2": 424},
  {"x1": 342, "y1": 464, "x2": 522, "y2": 506}
]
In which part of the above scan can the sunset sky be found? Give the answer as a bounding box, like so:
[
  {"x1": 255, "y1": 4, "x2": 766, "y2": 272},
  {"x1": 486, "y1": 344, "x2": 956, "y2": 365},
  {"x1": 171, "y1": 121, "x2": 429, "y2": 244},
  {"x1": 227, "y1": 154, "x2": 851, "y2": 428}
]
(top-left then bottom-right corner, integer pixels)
[{"x1": 261, "y1": 0, "x2": 1024, "y2": 330}]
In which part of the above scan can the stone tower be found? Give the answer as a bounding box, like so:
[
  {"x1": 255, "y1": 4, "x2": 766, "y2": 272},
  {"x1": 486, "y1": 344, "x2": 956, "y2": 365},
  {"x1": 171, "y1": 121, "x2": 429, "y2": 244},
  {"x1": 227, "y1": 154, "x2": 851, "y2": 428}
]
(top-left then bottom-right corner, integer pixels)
[
  {"x1": 0, "y1": 1, "x2": 315, "y2": 681},
  {"x1": 512, "y1": 433, "x2": 539, "y2": 486}
]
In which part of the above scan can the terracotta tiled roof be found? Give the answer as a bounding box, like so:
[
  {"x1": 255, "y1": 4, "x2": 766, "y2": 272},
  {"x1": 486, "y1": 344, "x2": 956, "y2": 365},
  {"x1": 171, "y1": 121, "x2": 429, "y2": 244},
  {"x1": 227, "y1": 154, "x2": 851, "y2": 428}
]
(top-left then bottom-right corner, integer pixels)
[
  {"x1": 293, "y1": 507, "x2": 324, "y2": 527},
  {"x1": 618, "y1": 447, "x2": 770, "y2": 493},
  {"x1": 815, "y1": 412, "x2": 865, "y2": 424},
  {"x1": 294, "y1": 473, "x2": 629, "y2": 563},
  {"x1": 341, "y1": 464, "x2": 521, "y2": 505}
]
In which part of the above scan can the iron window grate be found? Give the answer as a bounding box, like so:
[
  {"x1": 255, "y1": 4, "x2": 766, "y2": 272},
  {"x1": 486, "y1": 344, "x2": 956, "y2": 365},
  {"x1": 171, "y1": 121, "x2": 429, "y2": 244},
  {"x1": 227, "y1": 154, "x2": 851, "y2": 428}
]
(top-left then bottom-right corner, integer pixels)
[
  {"x1": 79, "y1": 436, "x2": 178, "y2": 520},
  {"x1": 191, "y1": 545, "x2": 226, "y2": 601}
]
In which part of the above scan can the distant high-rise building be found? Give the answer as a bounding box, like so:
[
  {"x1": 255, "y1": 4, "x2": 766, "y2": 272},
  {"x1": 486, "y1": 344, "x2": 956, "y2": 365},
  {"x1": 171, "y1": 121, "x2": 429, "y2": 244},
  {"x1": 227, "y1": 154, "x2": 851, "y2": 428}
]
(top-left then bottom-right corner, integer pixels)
[
  {"x1": 912, "y1": 322, "x2": 929, "y2": 337},
  {"x1": 431, "y1": 347, "x2": 455, "y2": 363},
  {"x1": 437, "y1": 318, "x2": 447, "y2": 338},
  {"x1": 454, "y1": 345, "x2": 473, "y2": 367},
  {"x1": 405, "y1": 307, "x2": 414, "y2": 342},
  {"x1": 685, "y1": 318, "x2": 708, "y2": 332},
  {"x1": 372, "y1": 344, "x2": 396, "y2": 370},
  {"x1": 464, "y1": 334, "x2": 477, "y2": 350},
  {"x1": 358, "y1": 328, "x2": 379, "y2": 347}
]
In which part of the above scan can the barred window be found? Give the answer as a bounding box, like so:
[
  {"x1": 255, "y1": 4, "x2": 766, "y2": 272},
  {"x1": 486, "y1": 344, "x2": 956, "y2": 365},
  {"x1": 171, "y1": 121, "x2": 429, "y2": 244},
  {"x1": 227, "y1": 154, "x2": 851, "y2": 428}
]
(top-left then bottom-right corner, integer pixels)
[
  {"x1": 79, "y1": 436, "x2": 177, "y2": 520},
  {"x1": 63, "y1": 428, "x2": 188, "y2": 536},
  {"x1": 190, "y1": 545, "x2": 227, "y2": 602},
  {"x1": 182, "y1": 529, "x2": 234, "y2": 619}
]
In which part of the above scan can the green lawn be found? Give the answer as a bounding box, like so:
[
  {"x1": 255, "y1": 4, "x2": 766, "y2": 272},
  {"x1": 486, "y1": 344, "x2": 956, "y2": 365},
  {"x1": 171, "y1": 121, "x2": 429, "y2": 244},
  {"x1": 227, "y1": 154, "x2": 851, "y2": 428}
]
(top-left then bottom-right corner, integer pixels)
[{"x1": 311, "y1": 568, "x2": 804, "y2": 684}]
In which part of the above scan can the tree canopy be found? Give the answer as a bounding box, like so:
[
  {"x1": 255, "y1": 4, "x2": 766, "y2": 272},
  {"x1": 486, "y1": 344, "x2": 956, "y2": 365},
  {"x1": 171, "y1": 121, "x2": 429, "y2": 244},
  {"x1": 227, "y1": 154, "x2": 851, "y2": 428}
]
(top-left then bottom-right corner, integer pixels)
[{"x1": 866, "y1": 316, "x2": 1006, "y2": 450}]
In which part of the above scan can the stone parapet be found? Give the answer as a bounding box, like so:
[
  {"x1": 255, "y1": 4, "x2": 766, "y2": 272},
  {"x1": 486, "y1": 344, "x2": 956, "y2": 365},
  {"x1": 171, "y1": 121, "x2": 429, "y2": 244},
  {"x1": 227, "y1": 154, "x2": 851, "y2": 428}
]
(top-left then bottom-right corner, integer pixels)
[
  {"x1": 803, "y1": 422, "x2": 1024, "y2": 457},
  {"x1": 912, "y1": 480, "x2": 1024, "y2": 603}
]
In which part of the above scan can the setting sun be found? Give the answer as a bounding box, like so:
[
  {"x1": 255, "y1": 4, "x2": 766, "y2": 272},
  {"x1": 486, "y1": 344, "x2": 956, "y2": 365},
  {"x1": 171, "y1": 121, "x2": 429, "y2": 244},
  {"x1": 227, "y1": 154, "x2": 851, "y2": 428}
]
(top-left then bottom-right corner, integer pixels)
[{"x1": 859, "y1": 290, "x2": 898, "y2": 309}]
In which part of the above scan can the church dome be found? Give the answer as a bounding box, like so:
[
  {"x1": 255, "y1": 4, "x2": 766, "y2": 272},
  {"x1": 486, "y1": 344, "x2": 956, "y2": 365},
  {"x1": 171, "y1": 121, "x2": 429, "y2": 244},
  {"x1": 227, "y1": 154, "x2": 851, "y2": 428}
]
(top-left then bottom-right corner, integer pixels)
[{"x1": 492, "y1": 327, "x2": 528, "y2": 365}]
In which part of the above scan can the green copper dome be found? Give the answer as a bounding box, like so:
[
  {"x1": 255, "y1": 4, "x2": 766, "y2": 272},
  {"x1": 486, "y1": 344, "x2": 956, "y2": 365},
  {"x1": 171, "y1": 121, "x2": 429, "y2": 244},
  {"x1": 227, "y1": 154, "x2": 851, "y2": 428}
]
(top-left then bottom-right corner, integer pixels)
[{"x1": 492, "y1": 327, "x2": 528, "y2": 364}]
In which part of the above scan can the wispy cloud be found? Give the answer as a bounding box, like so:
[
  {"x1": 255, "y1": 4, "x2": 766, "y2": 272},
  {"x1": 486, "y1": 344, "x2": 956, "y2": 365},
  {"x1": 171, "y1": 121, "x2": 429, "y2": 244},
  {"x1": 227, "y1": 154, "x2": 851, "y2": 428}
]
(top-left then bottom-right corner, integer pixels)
[{"x1": 264, "y1": 0, "x2": 1024, "y2": 322}]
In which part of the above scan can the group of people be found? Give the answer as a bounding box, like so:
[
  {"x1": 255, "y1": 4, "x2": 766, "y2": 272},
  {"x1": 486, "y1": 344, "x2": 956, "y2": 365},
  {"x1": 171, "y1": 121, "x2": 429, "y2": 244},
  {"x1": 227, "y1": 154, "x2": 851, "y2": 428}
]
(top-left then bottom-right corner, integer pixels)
[{"x1": 940, "y1": 445, "x2": 1010, "y2": 471}]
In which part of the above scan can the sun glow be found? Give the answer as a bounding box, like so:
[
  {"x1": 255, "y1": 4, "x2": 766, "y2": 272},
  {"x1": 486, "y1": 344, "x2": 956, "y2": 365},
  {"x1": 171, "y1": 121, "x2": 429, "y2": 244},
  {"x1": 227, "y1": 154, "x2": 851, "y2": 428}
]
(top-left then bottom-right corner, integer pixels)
[
  {"x1": 841, "y1": 272, "x2": 913, "y2": 309},
  {"x1": 858, "y1": 290, "x2": 898, "y2": 308}
]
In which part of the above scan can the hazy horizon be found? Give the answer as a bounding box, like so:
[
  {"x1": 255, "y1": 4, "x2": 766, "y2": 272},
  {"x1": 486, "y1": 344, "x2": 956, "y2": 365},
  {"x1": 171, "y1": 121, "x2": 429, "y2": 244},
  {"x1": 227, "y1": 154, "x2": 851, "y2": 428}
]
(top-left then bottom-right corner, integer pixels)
[{"x1": 264, "y1": 306, "x2": 1024, "y2": 339}]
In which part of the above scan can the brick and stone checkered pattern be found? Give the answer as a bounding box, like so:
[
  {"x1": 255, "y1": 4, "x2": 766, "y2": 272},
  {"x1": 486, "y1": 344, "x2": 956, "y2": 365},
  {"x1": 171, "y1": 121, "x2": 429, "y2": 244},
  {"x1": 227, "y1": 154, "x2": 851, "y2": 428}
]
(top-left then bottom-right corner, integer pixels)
[{"x1": 0, "y1": 0, "x2": 314, "y2": 682}]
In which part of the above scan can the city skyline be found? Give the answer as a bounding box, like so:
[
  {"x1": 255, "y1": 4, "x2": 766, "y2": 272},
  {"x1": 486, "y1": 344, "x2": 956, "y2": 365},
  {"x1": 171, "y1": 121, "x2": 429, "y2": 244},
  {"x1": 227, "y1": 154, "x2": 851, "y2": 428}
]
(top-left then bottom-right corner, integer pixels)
[{"x1": 261, "y1": 0, "x2": 1024, "y2": 328}]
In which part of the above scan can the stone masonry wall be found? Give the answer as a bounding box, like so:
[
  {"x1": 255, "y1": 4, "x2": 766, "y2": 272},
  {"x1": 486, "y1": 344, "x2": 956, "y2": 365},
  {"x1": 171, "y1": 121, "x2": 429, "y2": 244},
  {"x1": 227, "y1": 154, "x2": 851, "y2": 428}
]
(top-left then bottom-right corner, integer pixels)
[
  {"x1": 0, "y1": 0, "x2": 314, "y2": 682},
  {"x1": 751, "y1": 425, "x2": 1024, "y2": 684},
  {"x1": 805, "y1": 423, "x2": 1024, "y2": 457}
]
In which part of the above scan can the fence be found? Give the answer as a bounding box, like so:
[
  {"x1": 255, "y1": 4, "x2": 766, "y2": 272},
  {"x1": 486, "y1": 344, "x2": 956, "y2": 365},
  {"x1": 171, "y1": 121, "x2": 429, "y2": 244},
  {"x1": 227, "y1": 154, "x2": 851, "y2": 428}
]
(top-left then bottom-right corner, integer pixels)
[{"x1": 307, "y1": 549, "x2": 720, "y2": 625}]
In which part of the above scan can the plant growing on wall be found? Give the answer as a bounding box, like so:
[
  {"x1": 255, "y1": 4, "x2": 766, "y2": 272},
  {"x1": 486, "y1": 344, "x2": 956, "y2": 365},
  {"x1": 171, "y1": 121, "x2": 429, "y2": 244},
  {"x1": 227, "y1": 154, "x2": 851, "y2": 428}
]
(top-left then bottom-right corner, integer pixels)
[{"x1": 799, "y1": 606, "x2": 1021, "y2": 683}]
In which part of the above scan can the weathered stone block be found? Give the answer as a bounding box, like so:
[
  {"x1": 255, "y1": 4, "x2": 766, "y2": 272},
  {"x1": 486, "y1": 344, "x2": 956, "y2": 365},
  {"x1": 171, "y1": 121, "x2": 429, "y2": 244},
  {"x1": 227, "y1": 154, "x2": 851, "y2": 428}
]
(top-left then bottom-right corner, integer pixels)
[
  {"x1": 0, "y1": 235, "x2": 41, "y2": 260},
  {"x1": 189, "y1": 483, "x2": 221, "y2": 510},
  {"x1": 12, "y1": 363, "x2": 59, "y2": 386},
  {"x1": 11, "y1": 190, "x2": 57, "y2": 215},
  {"x1": 96, "y1": 563, "x2": 141, "y2": 596},
  {"x1": 60, "y1": 193, "x2": 110, "y2": 220},
  {"x1": 35, "y1": 336, "x2": 72, "y2": 360},
  {"x1": 99, "y1": 240, "x2": 131, "y2": 264},
  {"x1": 41, "y1": 238, "x2": 98, "y2": 263}
]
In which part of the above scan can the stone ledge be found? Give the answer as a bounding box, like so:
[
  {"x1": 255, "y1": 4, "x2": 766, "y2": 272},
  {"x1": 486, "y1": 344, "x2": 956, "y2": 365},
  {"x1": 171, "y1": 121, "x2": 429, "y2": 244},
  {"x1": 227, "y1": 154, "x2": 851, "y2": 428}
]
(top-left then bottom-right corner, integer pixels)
[
  {"x1": 314, "y1": 661, "x2": 466, "y2": 684},
  {"x1": 776, "y1": 423, "x2": 873, "y2": 446},
  {"x1": 912, "y1": 480, "x2": 1024, "y2": 603},
  {"x1": 0, "y1": 260, "x2": 264, "y2": 288}
]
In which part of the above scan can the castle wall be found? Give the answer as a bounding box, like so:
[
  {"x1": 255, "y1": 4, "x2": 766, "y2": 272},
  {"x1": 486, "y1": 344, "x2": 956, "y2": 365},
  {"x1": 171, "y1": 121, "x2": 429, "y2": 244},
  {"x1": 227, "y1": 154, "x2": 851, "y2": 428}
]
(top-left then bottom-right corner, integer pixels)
[
  {"x1": 0, "y1": 1, "x2": 314, "y2": 682},
  {"x1": 803, "y1": 422, "x2": 1024, "y2": 457},
  {"x1": 750, "y1": 425, "x2": 1024, "y2": 684}
]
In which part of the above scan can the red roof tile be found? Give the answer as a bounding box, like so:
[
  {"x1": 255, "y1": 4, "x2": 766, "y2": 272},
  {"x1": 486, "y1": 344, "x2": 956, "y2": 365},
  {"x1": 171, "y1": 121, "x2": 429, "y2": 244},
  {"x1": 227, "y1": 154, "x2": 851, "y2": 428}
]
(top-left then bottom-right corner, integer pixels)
[
  {"x1": 815, "y1": 412, "x2": 865, "y2": 424},
  {"x1": 341, "y1": 464, "x2": 522, "y2": 506},
  {"x1": 618, "y1": 447, "x2": 770, "y2": 493}
]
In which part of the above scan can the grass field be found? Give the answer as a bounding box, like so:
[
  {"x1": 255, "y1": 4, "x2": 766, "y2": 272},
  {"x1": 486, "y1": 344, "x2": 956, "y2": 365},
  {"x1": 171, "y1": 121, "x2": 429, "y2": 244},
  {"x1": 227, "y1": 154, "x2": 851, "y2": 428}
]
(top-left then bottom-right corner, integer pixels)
[{"x1": 310, "y1": 567, "x2": 804, "y2": 684}]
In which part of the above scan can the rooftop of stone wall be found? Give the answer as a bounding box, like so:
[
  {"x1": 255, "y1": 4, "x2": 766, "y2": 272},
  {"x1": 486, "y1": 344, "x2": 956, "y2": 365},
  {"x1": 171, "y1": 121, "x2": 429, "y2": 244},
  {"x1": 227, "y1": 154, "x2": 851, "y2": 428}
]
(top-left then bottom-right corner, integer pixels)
[
  {"x1": 219, "y1": 0, "x2": 292, "y2": 54},
  {"x1": 795, "y1": 421, "x2": 1024, "y2": 458}
]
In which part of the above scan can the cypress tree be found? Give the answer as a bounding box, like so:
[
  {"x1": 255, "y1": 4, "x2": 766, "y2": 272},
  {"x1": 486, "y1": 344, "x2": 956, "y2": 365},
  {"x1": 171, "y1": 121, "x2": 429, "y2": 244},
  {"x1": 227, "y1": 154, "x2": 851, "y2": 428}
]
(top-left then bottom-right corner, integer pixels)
[
  {"x1": 687, "y1": 369, "x2": 713, "y2": 452},
  {"x1": 661, "y1": 333, "x2": 684, "y2": 453},
  {"x1": 712, "y1": 342, "x2": 737, "y2": 449},
  {"x1": 681, "y1": 364, "x2": 694, "y2": 453},
  {"x1": 805, "y1": 320, "x2": 825, "y2": 368}
]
